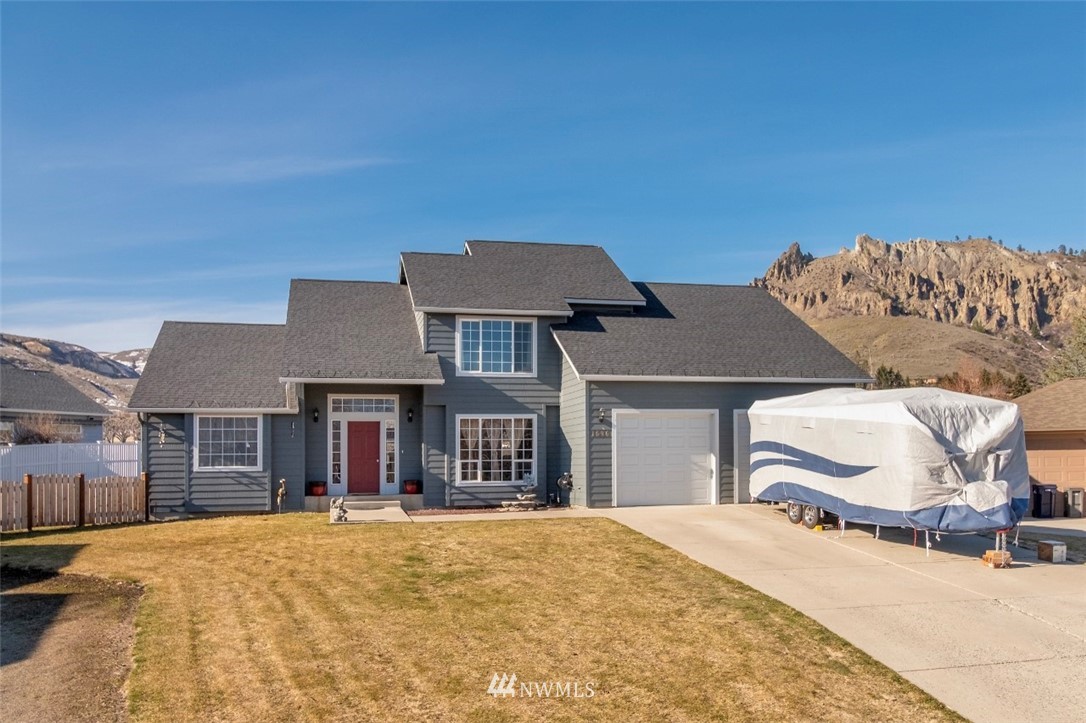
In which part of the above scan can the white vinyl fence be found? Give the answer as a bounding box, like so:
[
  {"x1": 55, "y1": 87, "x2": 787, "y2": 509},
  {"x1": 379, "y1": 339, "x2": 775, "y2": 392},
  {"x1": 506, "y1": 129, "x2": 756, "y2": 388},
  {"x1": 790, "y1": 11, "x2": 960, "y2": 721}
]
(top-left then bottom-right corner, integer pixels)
[{"x1": 0, "y1": 443, "x2": 140, "y2": 482}]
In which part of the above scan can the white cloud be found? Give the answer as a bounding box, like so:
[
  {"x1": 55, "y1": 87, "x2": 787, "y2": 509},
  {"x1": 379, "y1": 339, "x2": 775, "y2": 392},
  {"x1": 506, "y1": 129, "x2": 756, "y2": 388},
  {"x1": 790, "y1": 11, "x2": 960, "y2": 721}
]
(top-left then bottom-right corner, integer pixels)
[{"x1": 1, "y1": 298, "x2": 287, "y2": 351}]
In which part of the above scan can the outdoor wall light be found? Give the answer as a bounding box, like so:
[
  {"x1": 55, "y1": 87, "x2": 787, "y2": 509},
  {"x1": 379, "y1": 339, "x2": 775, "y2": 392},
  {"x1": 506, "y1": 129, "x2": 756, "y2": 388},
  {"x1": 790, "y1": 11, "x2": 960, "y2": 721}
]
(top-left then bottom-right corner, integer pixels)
[
  {"x1": 595, "y1": 408, "x2": 608, "y2": 424},
  {"x1": 312, "y1": 407, "x2": 320, "y2": 423},
  {"x1": 407, "y1": 408, "x2": 414, "y2": 423}
]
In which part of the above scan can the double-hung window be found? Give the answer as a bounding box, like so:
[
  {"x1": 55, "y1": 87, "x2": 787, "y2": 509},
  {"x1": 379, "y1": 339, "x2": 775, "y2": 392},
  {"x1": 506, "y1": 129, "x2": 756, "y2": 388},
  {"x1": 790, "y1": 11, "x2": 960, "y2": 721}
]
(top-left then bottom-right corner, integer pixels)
[
  {"x1": 458, "y1": 318, "x2": 534, "y2": 375},
  {"x1": 458, "y1": 416, "x2": 534, "y2": 484},
  {"x1": 195, "y1": 415, "x2": 261, "y2": 470}
]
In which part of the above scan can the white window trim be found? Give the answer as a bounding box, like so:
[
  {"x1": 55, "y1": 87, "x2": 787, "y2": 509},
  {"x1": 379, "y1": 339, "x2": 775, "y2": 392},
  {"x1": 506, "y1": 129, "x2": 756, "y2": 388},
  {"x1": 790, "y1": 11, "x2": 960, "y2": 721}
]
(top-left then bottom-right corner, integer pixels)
[
  {"x1": 455, "y1": 316, "x2": 538, "y2": 378},
  {"x1": 455, "y1": 413, "x2": 537, "y2": 486},
  {"x1": 326, "y1": 394, "x2": 399, "y2": 496},
  {"x1": 193, "y1": 414, "x2": 264, "y2": 472}
]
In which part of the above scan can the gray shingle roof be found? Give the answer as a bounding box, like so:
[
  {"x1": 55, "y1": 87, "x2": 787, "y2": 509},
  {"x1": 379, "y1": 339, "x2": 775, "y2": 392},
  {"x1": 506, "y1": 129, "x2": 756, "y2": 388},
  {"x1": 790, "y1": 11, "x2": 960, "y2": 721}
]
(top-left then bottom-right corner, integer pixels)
[
  {"x1": 129, "y1": 322, "x2": 293, "y2": 410},
  {"x1": 400, "y1": 241, "x2": 645, "y2": 313},
  {"x1": 1014, "y1": 378, "x2": 1086, "y2": 432},
  {"x1": 552, "y1": 282, "x2": 871, "y2": 380},
  {"x1": 281, "y1": 280, "x2": 442, "y2": 381},
  {"x1": 0, "y1": 359, "x2": 109, "y2": 417}
]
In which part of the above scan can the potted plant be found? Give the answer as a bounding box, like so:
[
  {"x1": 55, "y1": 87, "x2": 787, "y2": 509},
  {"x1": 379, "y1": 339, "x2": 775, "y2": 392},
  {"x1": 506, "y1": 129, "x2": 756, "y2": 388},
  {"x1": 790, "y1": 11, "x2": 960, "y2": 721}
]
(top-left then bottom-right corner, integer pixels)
[
  {"x1": 307, "y1": 480, "x2": 327, "y2": 496},
  {"x1": 403, "y1": 479, "x2": 421, "y2": 495}
]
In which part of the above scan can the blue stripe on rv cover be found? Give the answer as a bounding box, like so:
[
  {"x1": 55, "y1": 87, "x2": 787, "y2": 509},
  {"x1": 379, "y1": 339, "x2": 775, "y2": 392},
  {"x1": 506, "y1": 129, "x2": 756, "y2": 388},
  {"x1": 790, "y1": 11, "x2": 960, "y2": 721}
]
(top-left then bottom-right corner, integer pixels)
[
  {"x1": 749, "y1": 441, "x2": 877, "y2": 478},
  {"x1": 756, "y1": 481, "x2": 1029, "y2": 533}
]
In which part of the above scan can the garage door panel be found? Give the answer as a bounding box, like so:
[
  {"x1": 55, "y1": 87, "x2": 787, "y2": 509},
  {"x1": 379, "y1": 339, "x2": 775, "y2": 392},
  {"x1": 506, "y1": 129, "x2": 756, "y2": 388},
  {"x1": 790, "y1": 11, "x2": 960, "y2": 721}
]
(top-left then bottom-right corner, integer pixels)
[
  {"x1": 1027, "y1": 435, "x2": 1086, "y2": 489},
  {"x1": 615, "y1": 411, "x2": 714, "y2": 507}
]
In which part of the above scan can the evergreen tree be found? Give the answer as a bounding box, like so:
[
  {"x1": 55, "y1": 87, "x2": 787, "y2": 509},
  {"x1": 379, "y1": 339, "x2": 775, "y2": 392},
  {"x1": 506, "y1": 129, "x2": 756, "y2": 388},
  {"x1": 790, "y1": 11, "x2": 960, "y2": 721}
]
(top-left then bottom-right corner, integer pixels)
[
  {"x1": 1009, "y1": 373, "x2": 1032, "y2": 398},
  {"x1": 874, "y1": 365, "x2": 907, "y2": 389},
  {"x1": 1045, "y1": 315, "x2": 1086, "y2": 382}
]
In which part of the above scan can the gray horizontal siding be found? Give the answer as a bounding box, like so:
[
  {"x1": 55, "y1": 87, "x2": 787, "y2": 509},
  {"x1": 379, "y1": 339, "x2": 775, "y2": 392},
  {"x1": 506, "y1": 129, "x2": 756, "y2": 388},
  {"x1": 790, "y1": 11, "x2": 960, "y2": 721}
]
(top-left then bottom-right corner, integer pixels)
[
  {"x1": 146, "y1": 414, "x2": 187, "y2": 514},
  {"x1": 422, "y1": 405, "x2": 446, "y2": 507},
  {"x1": 558, "y1": 355, "x2": 587, "y2": 506},
  {"x1": 422, "y1": 313, "x2": 563, "y2": 507},
  {"x1": 586, "y1": 382, "x2": 834, "y2": 508},
  {"x1": 422, "y1": 314, "x2": 563, "y2": 410},
  {"x1": 270, "y1": 408, "x2": 306, "y2": 510},
  {"x1": 183, "y1": 413, "x2": 272, "y2": 513},
  {"x1": 187, "y1": 472, "x2": 270, "y2": 512},
  {"x1": 545, "y1": 404, "x2": 561, "y2": 503}
]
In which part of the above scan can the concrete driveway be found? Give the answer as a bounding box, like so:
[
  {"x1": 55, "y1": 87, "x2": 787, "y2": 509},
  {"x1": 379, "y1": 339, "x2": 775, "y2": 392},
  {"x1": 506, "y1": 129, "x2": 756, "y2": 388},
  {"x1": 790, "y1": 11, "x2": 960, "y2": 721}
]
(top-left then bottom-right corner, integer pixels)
[{"x1": 602, "y1": 504, "x2": 1086, "y2": 723}]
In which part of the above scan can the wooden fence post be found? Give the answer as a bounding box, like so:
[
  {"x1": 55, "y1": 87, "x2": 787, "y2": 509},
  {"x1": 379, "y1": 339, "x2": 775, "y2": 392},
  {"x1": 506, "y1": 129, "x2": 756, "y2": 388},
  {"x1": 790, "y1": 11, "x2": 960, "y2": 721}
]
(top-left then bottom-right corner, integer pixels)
[
  {"x1": 25, "y1": 474, "x2": 33, "y2": 532},
  {"x1": 142, "y1": 472, "x2": 150, "y2": 522},
  {"x1": 77, "y1": 473, "x2": 86, "y2": 527}
]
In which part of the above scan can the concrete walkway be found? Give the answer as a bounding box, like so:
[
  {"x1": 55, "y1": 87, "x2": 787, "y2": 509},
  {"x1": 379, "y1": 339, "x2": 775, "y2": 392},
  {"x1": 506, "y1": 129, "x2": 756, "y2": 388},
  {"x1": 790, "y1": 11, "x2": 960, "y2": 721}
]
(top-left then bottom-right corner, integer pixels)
[
  {"x1": 408, "y1": 507, "x2": 600, "y2": 523},
  {"x1": 602, "y1": 504, "x2": 1086, "y2": 723}
]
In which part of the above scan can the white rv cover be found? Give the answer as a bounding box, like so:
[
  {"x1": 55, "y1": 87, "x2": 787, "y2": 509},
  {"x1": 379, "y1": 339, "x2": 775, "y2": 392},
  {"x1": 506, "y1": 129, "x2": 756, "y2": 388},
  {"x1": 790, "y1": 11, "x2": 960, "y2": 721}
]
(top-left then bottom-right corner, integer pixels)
[{"x1": 748, "y1": 388, "x2": 1029, "y2": 533}]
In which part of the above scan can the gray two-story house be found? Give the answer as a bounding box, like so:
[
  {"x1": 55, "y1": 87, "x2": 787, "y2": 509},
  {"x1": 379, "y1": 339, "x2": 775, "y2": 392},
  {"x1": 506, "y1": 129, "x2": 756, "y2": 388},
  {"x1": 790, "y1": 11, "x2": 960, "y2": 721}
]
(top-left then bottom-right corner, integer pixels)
[{"x1": 128, "y1": 241, "x2": 869, "y2": 515}]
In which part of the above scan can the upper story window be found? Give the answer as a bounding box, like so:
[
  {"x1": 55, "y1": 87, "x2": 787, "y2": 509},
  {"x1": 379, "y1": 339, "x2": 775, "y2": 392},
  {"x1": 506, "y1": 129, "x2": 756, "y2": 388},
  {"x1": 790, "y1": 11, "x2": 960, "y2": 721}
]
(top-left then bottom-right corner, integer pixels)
[{"x1": 457, "y1": 318, "x2": 535, "y2": 375}]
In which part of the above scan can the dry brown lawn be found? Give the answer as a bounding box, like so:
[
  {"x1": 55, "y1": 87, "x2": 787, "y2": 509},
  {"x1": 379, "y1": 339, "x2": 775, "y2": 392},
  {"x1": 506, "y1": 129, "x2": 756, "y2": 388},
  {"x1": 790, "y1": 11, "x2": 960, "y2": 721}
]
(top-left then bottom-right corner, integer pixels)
[{"x1": 1, "y1": 515, "x2": 963, "y2": 722}]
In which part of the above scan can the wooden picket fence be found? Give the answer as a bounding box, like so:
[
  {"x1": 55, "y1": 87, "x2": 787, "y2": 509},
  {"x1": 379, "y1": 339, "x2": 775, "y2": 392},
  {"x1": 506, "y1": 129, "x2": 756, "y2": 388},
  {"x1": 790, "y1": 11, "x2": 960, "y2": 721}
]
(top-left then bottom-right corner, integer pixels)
[{"x1": 0, "y1": 473, "x2": 148, "y2": 532}]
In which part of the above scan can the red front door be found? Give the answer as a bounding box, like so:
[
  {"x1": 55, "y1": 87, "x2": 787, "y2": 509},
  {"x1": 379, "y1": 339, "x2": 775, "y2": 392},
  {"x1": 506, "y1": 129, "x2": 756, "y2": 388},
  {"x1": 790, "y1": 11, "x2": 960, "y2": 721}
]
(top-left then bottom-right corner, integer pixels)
[{"x1": 347, "y1": 421, "x2": 382, "y2": 494}]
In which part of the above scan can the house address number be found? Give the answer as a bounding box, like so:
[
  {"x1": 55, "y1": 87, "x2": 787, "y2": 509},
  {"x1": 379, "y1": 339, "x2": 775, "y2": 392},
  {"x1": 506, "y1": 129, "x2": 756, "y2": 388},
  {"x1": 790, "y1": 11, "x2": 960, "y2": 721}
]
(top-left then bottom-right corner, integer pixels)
[{"x1": 591, "y1": 429, "x2": 611, "y2": 438}]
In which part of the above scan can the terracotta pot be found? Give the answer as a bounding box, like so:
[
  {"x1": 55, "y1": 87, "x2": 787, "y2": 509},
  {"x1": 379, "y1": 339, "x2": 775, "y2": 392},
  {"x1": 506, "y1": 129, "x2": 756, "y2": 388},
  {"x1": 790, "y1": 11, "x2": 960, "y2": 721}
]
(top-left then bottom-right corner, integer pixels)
[
  {"x1": 404, "y1": 480, "x2": 421, "y2": 495},
  {"x1": 308, "y1": 483, "x2": 327, "y2": 496}
]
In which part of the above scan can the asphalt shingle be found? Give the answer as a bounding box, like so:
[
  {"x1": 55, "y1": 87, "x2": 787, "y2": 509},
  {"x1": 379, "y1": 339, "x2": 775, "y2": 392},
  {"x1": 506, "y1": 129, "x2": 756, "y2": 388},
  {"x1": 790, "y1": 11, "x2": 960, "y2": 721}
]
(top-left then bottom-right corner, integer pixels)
[
  {"x1": 280, "y1": 280, "x2": 441, "y2": 380},
  {"x1": 0, "y1": 359, "x2": 109, "y2": 416},
  {"x1": 400, "y1": 241, "x2": 645, "y2": 313},
  {"x1": 128, "y1": 322, "x2": 292, "y2": 410},
  {"x1": 1014, "y1": 378, "x2": 1086, "y2": 432},
  {"x1": 551, "y1": 282, "x2": 870, "y2": 380}
]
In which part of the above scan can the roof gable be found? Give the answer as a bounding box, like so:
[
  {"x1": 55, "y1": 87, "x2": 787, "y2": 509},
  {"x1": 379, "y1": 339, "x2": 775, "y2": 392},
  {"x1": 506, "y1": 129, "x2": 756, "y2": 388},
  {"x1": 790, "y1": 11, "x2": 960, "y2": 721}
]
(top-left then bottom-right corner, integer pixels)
[
  {"x1": 129, "y1": 322, "x2": 293, "y2": 411},
  {"x1": 400, "y1": 241, "x2": 645, "y2": 314},
  {"x1": 280, "y1": 280, "x2": 442, "y2": 381},
  {"x1": 552, "y1": 282, "x2": 870, "y2": 382},
  {"x1": 0, "y1": 359, "x2": 109, "y2": 417}
]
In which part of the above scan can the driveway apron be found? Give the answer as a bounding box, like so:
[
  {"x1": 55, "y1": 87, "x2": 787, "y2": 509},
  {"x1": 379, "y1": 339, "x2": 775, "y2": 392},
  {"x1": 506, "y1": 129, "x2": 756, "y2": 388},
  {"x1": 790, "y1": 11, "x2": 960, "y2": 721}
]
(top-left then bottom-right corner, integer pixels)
[{"x1": 602, "y1": 504, "x2": 1086, "y2": 723}]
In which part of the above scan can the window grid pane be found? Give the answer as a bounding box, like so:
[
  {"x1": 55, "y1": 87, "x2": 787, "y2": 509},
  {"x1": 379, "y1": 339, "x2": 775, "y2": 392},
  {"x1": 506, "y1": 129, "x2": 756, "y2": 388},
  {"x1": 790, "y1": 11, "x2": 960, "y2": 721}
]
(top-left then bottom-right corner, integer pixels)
[
  {"x1": 458, "y1": 417, "x2": 533, "y2": 483},
  {"x1": 329, "y1": 397, "x2": 395, "y2": 414},
  {"x1": 331, "y1": 420, "x2": 342, "y2": 483},
  {"x1": 197, "y1": 417, "x2": 259, "y2": 469},
  {"x1": 460, "y1": 319, "x2": 533, "y2": 374},
  {"x1": 460, "y1": 320, "x2": 480, "y2": 371}
]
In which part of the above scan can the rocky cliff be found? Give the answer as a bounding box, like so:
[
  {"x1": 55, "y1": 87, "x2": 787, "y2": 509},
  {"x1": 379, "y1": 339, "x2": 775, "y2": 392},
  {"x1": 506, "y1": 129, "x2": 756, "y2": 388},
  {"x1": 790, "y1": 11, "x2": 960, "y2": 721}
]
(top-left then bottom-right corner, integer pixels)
[{"x1": 755, "y1": 235, "x2": 1086, "y2": 336}]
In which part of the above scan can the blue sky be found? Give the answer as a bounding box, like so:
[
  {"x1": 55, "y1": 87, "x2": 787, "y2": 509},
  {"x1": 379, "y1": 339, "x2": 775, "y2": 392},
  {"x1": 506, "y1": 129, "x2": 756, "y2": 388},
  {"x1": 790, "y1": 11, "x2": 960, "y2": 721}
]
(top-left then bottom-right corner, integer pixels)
[{"x1": 2, "y1": 2, "x2": 1083, "y2": 351}]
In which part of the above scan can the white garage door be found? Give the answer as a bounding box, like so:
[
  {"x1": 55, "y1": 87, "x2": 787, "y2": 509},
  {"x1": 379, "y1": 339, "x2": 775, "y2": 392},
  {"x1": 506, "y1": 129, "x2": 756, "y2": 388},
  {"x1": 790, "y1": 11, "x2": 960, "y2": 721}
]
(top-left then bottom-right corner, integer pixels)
[{"x1": 614, "y1": 411, "x2": 715, "y2": 506}]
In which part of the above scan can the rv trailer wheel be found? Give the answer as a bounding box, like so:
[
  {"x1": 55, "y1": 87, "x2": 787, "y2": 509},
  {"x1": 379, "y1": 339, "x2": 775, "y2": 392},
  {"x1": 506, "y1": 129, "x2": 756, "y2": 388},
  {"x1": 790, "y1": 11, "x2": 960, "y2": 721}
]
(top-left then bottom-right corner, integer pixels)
[
  {"x1": 786, "y1": 502, "x2": 803, "y2": 524},
  {"x1": 802, "y1": 505, "x2": 821, "y2": 529}
]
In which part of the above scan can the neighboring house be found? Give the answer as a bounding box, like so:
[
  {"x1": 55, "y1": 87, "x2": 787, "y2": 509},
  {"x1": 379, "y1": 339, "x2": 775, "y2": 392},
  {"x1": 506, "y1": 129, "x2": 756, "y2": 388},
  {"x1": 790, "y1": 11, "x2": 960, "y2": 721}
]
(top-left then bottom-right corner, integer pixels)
[
  {"x1": 128, "y1": 241, "x2": 869, "y2": 515},
  {"x1": 1014, "y1": 377, "x2": 1086, "y2": 515},
  {"x1": 0, "y1": 359, "x2": 110, "y2": 443}
]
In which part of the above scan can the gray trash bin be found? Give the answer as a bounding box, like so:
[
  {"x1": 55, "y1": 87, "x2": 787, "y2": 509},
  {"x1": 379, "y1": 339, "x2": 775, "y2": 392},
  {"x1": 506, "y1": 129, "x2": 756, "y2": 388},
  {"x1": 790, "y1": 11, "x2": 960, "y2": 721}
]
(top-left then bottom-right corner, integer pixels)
[{"x1": 1067, "y1": 488, "x2": 1085, "y2": 519}]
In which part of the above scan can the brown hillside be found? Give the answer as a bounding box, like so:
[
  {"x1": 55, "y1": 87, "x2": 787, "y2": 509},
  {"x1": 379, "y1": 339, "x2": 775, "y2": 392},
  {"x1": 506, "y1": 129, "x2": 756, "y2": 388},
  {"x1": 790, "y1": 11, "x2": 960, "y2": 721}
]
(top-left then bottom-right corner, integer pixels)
[
  {"x1": 0, "y1": 334, "x2": 141, "y2": 410},
  {"x1": 807, "y1": 315, "x2": 1050, "y2": 382}
]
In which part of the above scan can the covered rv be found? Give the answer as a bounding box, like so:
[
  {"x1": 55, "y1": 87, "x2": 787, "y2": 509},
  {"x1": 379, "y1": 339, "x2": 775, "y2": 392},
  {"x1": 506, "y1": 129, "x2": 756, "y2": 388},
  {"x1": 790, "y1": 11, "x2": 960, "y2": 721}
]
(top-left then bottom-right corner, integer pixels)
[{"x1": 747, "y1": 387, "x2": 1029, "y2": 534}]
